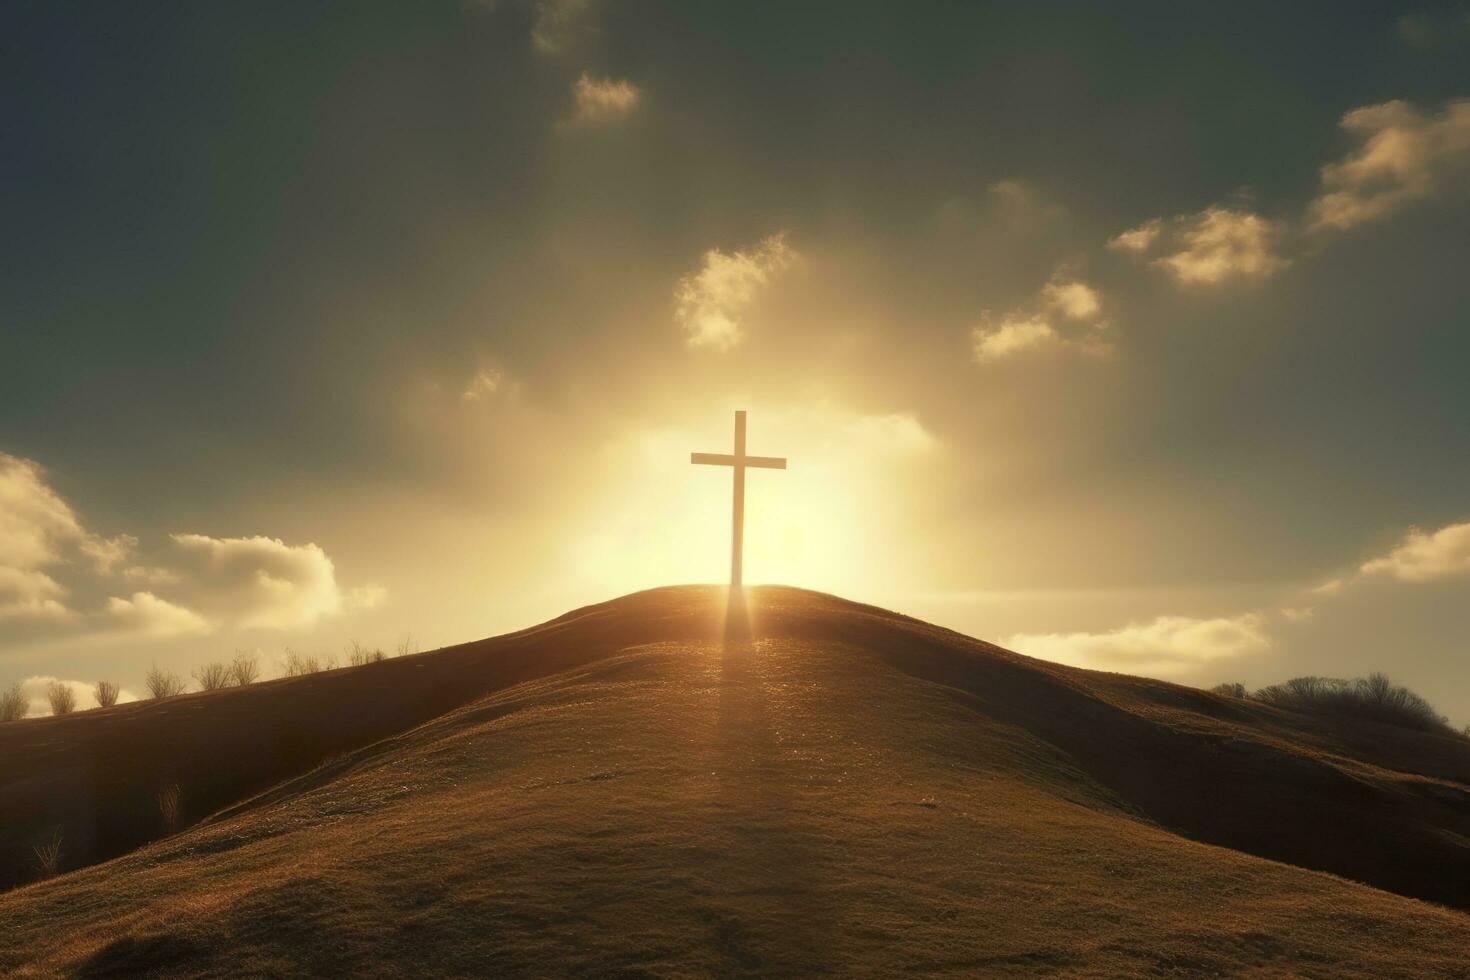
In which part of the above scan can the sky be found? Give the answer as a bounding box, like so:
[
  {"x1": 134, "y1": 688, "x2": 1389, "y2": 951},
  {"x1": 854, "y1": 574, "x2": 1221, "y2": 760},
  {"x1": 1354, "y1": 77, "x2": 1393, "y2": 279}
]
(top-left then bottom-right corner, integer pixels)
[{"x1": 3, "y1": 1, "x2": 1469, "y2": 720}]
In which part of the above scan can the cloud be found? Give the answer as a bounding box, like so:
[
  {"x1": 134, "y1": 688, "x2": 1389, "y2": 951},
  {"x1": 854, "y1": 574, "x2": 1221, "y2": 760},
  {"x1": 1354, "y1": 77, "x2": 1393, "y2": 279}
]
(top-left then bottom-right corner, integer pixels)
[
  {"x1": 676, "y1": 233, "x2": 798, "y2": 351},
  {"x1": 0, "y1": 567, "x2": 72, "y2": 623},
  {"x1": 165, "y1": 533, "x2": 371, "y2": 630},
  {"x1": 1107, "y1": 218, "x2": 1162, "y2": 253},
  {"x1": 0, "y1": 452, "x2": 136, "y2": 624},
  {"x1": 1308, "y1": 99, "x2": 1470, "y2": 232},
  {"x1": 346, "y1": 583, "x2": 389, "y2": 612},
  {"x1": 20, "y1": 675, "x2": 140, "y2": 716},
  {"x1": 971, "y1": 273, "x2": 1112, "y2": 363},
  {"x1": 531, "y1": 0, "x2": 595, "y2": 54},
  {"x1": 1359, "y1": 520, "x2": 1470, "y2": 583},
  {"x1": 0, "y1": 452, "x2": 87, "y2": 570},
  {"x1": 1008, "y1": 613, "x2": 1271, "y2": 674},
  {"x1": 569, "y1": 73, "x2": 640, "y2": 125},
  {"x1": 1040, "y1": 278, "x2": 1102, "y2": 320},
  {"x1": 1153, "y1": 207, "x2": 1289, "y2": 284},
  {"x1": 461, "y1": 367, "x2": 504, "y2": 402},
  {"x1": 971, "y1": 314, "x2": 1060, "y2": 362},
  {"x1": 105, "y1": 591, "x2": 212, "y2": 637}
]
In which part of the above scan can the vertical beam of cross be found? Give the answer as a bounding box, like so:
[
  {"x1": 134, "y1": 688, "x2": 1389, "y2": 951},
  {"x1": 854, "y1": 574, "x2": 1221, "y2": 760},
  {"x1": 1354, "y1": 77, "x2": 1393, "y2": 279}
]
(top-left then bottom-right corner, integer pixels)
[{"x1": 691, "y1": 410, "x2": 787, "y2": 589}]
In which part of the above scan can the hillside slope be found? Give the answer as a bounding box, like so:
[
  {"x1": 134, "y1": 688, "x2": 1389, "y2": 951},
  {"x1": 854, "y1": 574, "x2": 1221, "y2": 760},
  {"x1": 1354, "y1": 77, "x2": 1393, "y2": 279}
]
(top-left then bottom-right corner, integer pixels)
[{"x1": 1, "y1": 586, "x2": 1467, "y2": 977}]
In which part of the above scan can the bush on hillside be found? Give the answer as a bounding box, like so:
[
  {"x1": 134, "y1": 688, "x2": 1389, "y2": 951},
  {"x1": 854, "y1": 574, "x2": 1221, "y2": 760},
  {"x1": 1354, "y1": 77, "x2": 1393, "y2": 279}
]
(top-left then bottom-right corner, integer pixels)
[
  {"x1": 94, "y1": 680, "x2": 120, "y2": 708},
  {"x1": 347, "y1": 640, "x2": 387, "y2": 666},
  {"x1": 32, "y1": 831, "x2": 62, "y2": 880},
  {"x1": 1252, "y1": 672, "x2": 1450, "y2": 733},
  {"x1": 229, "y1": 650, "x2": 260, "y2": 686},
  {"x1": 1210, "y1": 682, "x2": 1248, "y2": 698},
  {"x1": 192, "y1": 661, "x2": 231, "y2": 691},
  {"x1": 46, "y1": 682, "x2": 77, "y2": 716},
  {"x1": 145, "y1": 664, "x2": 187, "y2": 700},
  {"x1": 1, "y1": 682, "x2": 28, "y2": 722},
  {"x1": 281, "y1": 649, "x2": 322, "y2": 677}
]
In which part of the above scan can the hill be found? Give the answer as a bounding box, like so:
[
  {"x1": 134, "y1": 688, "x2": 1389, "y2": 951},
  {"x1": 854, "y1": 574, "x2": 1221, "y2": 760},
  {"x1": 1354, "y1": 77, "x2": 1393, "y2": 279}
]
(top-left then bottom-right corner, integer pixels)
[{"x1": 1, "y1": 586, "x2": 1467, "y2": 977}]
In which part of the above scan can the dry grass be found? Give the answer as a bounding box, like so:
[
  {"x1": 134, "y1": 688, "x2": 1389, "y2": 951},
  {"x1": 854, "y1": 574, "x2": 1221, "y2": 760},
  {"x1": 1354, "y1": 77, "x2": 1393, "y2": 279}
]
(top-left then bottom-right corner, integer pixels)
[
  {"x1": 145, "y1": 664, "x2": 187, "y2": 700},
  {"x1": 2, "y1": 682, "x2": 29, "y2": 722},
  {"x1": 94, "y1": 680, "x2": 121, "y2": 708},
  {"x1": 229, "y1": 650, "x2": 260, "y2": 687},
  {"x1": 0, "y1": 587, "x2": 1466, "y2": 977},
  {"x1": 46, "y1": 682, "x2": 77, "y2": 716}
]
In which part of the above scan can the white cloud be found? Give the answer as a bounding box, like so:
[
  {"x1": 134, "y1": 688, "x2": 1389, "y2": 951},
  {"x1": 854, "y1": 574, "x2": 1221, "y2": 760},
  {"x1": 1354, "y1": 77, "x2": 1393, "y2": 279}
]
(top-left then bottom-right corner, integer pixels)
[
  {"x1": 971, "y1": 273, "x2": 1111, "y2": 363},
  {"x1": 1309, "y1": 99, "x2": 1470, "y2": 232},
  {"x1": 105, "y1": 591, "x2": 212, "y2": 637},
  {"x1": 166, "y1": 533, "x2": 367, "y2": 630},
  {"x1": 0, "y1": 452, "x2": 87, "y2": 570},
  {"x1": 1008, "y1": 613, "x2": 1271, "y2": 675},
  {"x1": 0, "y1": 452, "x2": 135, "y2": 624},
  {"x1": 1041, "y1": 279, "x2": 1102, "y2": 320},
  {"x1": 570, "y1": 73, "x2": 640, "y2": 125},
  {"x1": 1154, "y1": 207, "x2": 1289, "y2": 284},
  {"x1": 0, "y1": 452, "x2": 382, "y2": 646},
  {"x1": 676, "y1": 233, "x2": 798, "y2": 351},
  {"x1": 1359, "y1": 520, "x2": 1470, "y2": 583},
  {"x1": 971, "y1": 313, "x2": 1060, "y2": 362},
  {"x1": 0, "y1": 567, "x2": 72, "y2": 623},
  {"x1": 1107, "y1": 218, "x2": 1163, "y2": 253},
  {"x1": 20, "y1": 675, "x2": 140, "y2": 716}
]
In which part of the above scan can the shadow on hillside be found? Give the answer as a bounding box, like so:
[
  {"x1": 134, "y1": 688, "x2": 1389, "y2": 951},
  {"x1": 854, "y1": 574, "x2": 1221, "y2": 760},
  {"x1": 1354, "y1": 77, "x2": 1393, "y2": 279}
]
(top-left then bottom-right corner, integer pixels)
[{"x1": 709, "y1": 594, "x2": 834, "y2": 974}]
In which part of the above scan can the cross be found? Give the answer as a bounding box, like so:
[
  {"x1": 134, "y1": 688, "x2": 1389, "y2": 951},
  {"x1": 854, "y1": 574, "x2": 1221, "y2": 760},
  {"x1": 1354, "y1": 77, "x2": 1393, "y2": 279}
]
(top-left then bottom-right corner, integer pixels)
[{"x1": 691, "y1": 410, "x2": 786, "y2": 589}]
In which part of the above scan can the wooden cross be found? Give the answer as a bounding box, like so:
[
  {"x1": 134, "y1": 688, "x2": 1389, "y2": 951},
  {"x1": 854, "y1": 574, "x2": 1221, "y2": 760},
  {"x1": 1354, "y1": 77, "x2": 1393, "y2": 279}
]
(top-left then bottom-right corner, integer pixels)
[{"x1": 691, "y1": 410, "x2": 786, "y2": 589}]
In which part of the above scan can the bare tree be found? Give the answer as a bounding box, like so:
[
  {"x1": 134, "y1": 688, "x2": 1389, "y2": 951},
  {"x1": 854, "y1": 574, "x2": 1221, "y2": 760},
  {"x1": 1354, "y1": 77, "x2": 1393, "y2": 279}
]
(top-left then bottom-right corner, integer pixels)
[
  {"x1": 192, "y1": 661, "x2": 231, "y2": 691},
  {"x1": 1, "y1": 682, "x2": 27, "y2": 722},
  {"x1": 395, "y1": 635, "x2": 419, "y2": 658},
  {"x1": 94, "y1": 680, "x2": 121, "y2": 708},
  {"x1": 145, "y1": 664, "x2": 187, "y2": 700},
  {"x1": 229, "y1": 650, "x2": 260, "y2": 686},
  {"x1": 46, "y1": 682, "x2": 77, "y2": 716}
]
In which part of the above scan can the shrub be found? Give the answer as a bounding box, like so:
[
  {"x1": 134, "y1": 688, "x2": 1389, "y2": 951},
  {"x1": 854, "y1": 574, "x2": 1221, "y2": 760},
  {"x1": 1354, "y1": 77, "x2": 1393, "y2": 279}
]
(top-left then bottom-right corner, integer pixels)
[
  {"x1": 1, "y1": 682, "x2": 27, "y2": 722},
  {"x1": 46, "y1": 682, "x2": 77, "y2": 716},
  {"x1": 192, "y1": 661, "x2": 231, "y2": 691},
  {"x1": 281, "y1": 649, "x2": 322, "y2": 677},
  {"x1": 145, "y1": 664, "x2": 187, "y2": 700},
  {"x1": 1253, "y1": 673, "x2": 1450, "y2": 733},
  {"x1": 229, "y1": 650, "x2": 260, "y2": 686},
  {"x1": 94, "y1": 680, "x2": 120, "y2": 708},
  {"x1": 156, "y1": 783, "x2": 181, "y2": 834},
  {"x1": 1210, "y1": 682, "x2": 1247, "y2": 698},
  {"x1": 347, "y1": 641, "x2": 386, "y2": 666},
  {"x1": 395, "y1": 636, "x2": 419, "y2": 658},
  {"x1": 33, "y1": 830, "x2": 62, "y2": 880}
]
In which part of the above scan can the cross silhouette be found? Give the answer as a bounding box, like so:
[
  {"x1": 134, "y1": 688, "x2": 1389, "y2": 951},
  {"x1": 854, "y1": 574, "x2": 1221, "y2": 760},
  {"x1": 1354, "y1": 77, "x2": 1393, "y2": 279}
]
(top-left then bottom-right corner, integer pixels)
[{"x1": 691, "y1": 411, "x2": 786, "y2": 589}]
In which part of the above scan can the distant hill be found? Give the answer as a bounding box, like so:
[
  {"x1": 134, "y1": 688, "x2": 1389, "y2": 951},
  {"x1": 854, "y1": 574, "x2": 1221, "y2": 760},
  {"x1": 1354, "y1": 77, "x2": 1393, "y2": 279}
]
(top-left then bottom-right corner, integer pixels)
[{"x1": 1, "y1": 586, "x2": 1467, "y2": 976}]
